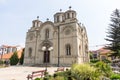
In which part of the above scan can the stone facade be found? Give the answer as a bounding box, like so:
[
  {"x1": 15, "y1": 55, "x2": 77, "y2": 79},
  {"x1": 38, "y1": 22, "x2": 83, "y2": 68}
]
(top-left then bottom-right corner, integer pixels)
[{"x1": 24, "y1": 8, "x2": 89, "y2": 66}]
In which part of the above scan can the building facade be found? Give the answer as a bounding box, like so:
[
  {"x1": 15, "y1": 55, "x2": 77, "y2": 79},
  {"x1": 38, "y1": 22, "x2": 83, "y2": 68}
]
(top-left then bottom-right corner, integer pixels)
[
  {"x1": 0, "y1": 45, "x2": 23, "y2": 60},
  {"x1": 90, "y1": 47, "x2": 112, "y2": 61},
  {"x1": 24, "y1": 8, "x2": 89, "y2": 66}
]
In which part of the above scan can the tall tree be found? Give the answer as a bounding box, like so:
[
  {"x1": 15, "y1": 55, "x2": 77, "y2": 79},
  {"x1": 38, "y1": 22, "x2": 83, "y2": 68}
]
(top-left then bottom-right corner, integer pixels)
[
  {"x1": 105, "y1": 9, "x2": 120, "y2": 58},
  {"x1": 19, "y1": 48, "x2": 24, "y2": 65}
]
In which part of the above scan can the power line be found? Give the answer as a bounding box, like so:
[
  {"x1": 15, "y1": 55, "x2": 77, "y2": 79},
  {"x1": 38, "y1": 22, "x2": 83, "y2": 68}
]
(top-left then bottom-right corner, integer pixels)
[{"x1": 89, "y1": 44, "x2": 109, "y2": 47}]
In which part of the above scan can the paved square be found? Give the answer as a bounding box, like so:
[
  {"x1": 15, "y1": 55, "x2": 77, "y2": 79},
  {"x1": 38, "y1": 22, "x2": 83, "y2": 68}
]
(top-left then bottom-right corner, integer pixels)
[{"x1": 0, "y1": 66, "x2": 59, "y2": 80}]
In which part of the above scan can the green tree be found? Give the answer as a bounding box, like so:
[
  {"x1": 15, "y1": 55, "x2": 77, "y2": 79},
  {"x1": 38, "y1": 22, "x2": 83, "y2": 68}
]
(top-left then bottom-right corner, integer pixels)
[
  {"x1": 19, "y1": 48, "x2": 24, "y2": 65},
  {"x1": 105, "y1": 9, "x2": 120, "y2": 58},
  {"x1": 89, "y1": 52, "x2": 93, "y2": 59},
  {"x1": 10, "y1": 51, "x2": 19, "y2": 65}
]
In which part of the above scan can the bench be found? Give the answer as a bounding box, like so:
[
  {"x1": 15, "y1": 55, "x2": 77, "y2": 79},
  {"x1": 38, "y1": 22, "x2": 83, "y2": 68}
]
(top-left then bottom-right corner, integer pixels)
[
  {"x1": 27, "y1": 70, "x2": 46, "y2": 80},
  {"x1": 55, "y1": 67, "x2": 64, "y2": 72}
]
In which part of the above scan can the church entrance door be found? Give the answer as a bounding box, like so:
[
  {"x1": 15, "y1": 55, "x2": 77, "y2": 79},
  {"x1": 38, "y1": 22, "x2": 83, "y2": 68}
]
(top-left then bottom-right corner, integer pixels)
[{"x1": 44, "y1": 51, "x2": 50, "y2": 63}]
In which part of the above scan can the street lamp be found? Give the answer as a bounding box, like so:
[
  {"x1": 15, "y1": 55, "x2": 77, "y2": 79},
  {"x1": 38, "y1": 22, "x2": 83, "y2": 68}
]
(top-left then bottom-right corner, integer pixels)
[
  {"x1": 42, "y1": 45, "x2": 53, "y2": 71},
  {"x1": 58, "y1": 26, "x2": 60, "y2": 67}
]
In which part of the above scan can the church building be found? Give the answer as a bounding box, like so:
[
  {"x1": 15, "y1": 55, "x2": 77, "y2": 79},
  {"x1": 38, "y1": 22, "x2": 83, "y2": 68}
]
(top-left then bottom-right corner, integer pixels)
[{"x1": 24, "y1": 7, "x2": 89, "y2": 66}]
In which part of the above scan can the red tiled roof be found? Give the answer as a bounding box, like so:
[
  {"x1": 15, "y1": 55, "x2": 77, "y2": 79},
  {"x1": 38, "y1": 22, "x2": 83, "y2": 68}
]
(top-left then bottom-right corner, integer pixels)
[
  {"x1": 90, "y1": 47, "x2": 111, "y2": 55},
  {"x1": 97, "y1": 47, "x2": 111, "y2": 55},
  {"x1": 2, "y1": 45, "x2": 20, "y2": 48},
  {"x1": 0, "y1": 49, "x2": 23, "y2": 60}
]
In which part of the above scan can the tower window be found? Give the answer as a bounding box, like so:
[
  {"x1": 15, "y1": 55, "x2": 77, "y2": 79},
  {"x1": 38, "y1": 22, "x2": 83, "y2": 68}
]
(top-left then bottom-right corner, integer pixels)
[
  {"x1": 66, "y1": 44, "x2": 71, "y2": 55},
  {"x1": 72, "y1": 13, "x2": 74, "y2": 18},
  {"x1": 67, "y1": 13, "x2": 70, "y2": 19},
  {"x1": 45, "y1": 29, "x2": 49, "y2": 39},
  {"x1": 28, "y1": 48, "x2": 32, "y2": 57},
  {"x1": 57, "y1": 16, "x2": 59, "y2": 22},
  {"x1": 35, "y1": 22, "x2": 37, "y2": 27}
]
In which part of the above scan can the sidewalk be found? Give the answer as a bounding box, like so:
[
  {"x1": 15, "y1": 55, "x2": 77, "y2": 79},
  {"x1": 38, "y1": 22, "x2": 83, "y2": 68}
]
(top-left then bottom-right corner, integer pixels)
[{"x1": 0, "y1": 66, "x2": 59, "y2": 80}]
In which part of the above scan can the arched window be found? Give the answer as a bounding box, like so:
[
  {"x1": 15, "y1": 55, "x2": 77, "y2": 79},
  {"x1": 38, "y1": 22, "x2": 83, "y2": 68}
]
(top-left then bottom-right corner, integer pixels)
[
  {"x1": 66, "y1": 44, "x2": 71, "y2": 55},
  {"x1": 45, "y1": 29, "x2": 49, "y2": 39},
  {"x1": 28, "y1": 48, "x2": 32, "y2": 57},
  {"x1": 35, "y1": 22, "x2": 37, "y2": 27},
  {"x1": 57, "y1": 15, "x2": 59, "y2": 22},
  {"x1": 72, "y1": 13, "x2": 74, "y2": 18},
  {"x1": 67, "y1": 13, "x2": 70, "y2": 19}
]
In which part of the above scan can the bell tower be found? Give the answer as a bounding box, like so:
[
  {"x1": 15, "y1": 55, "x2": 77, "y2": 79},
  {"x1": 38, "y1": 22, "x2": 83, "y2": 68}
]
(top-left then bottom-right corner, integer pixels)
[
  {"x1": 54, "y1": 9, "x2": 64, "y2": 23},
  {"x1": 32, "y1": 16, "x2": 42, "y2": 27}
]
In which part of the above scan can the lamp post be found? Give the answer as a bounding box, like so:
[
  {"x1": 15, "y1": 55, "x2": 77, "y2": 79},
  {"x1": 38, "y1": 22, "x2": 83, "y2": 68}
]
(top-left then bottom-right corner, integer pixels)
[
  {"x1": 42, "y1": 46, "x2": 53, "y2": 71},
  {"x1": 58, "y1": 26, "x2": 60, "y2": 67}
]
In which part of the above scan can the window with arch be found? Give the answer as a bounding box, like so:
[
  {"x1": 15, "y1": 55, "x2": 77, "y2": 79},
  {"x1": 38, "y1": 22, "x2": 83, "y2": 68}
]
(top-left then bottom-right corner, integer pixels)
[
  {"x1": 72, "y1": 13, "x2": 74, "y2": 18},
  {"x1": 66, "y1": 44, "x2": 71, "y2": 55},
  {"x1": 45, "y1": 29, "x2": 49, "y2": 39},
  {"x1": 67, "y1": 13, "x2": 70, "y2": 19},
  {"x1": 66, "y1": 13, "x2": 70, "y2": 19},
  {"x1": 28, "y1": 47, "x2": 32, "y2": 57},
  {"x1": 57, "y1": 15, "x2": 59, "y2": 22}
]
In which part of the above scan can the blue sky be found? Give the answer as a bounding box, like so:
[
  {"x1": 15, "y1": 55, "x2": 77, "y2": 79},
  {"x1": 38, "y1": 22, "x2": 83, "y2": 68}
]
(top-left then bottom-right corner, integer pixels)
[{"x1": 0, "y1": 0, "x2": 120, "y2": 50}]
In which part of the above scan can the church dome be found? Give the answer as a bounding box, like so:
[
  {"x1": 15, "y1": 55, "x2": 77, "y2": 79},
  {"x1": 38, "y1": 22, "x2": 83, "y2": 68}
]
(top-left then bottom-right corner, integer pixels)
[
  {"x1": 54, "y1": 9, "x2": 64, "y2": 23},
  {"x1": 64, "y1": 6, "x2": 77, "y2": 19},
  {"x1": 32, "y1": 16, "x2": 42, "y2": 27}
]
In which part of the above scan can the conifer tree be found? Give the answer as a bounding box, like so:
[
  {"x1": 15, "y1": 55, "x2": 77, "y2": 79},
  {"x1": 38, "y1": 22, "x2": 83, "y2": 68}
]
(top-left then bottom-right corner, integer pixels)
[
  {"x1": 10, "y1": 51, "x2": 19, "y2": 65},
  {"x1": 19, "y1": 48, "x2": 24, "y2": 65},
  {"x1": 105, "y1": 9, "x2": 120, "y2": 58}
]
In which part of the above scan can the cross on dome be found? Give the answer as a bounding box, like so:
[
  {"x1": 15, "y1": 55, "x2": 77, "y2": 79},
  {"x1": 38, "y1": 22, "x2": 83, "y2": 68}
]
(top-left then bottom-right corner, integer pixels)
[
  {"x1": 60, "y1": 9, "x2": 62, "y2": 12},
  {"x1": 46, "y1": 18, "x2": 49, "y2": 21},
  {"x1": 69, "y1": 6, "x2": 72, "y2": 10},
  {"x1": 37, "y1": 16, "x2": 39, "y2": 20}
]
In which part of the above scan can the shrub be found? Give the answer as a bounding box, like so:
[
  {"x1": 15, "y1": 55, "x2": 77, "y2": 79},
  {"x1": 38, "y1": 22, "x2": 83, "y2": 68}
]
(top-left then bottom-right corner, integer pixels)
[
  {"x1": 102, "y1": 59, "x2": 111, "y2": 63},
  {"x1": 110, "y1": 73, "x2": 120, "y2": 79},
  {"x1": 43, "y1": 71, "x2": 53, "y2": 80},
  {"x1": 43, "y1": 77, "x2": 49, "y2": 80},
  {"x1": 54, "y1": 76, "x2": 65, "y2": 80},
  {"x1": 94, "y1": 61, "x2": 112, "y2": 77},
  {"x1": 0, "y1": 60, "x2": 4, "y2": 65},
  {"x1": 53, "y1": 71, "x2": 69, "y2": 80},
  {"x1": 90, "y1": 59, "x2": 99, "y2": 63},
  {"x1": 71, "y1": 63, "x2": 102, "y2": 80},
  {"x1": 35, "y1": 78, "x2": 42, "y2": 80},
  {"x1": 54, "y1": 71, "x2": 65, "y2": 76}
]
